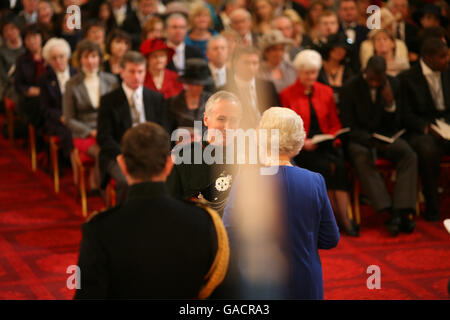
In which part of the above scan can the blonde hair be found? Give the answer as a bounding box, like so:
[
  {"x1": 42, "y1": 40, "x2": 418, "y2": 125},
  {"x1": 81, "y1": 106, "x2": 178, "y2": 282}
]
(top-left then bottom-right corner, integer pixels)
[{"x1": 188, "y1": 2, "x2": 213, "y2": 30}]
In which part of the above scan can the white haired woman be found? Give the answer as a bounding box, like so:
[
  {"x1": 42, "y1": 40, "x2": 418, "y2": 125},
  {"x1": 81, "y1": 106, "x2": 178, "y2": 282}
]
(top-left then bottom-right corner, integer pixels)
[
  {"x1": 39, "y1": 37, "x2": 77, "y2": 161},
  {"x1": 223, "y1": 107, "x2": 340, "y2": 299},
  {"x1": 279, "y1": 49, "x2": 358, "y2": 236}
]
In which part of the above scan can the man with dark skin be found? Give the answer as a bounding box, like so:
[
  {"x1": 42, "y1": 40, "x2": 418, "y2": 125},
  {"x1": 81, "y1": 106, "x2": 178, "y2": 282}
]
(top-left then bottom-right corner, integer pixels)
[{"x1": 399, "y1": 38, "x2": 450, "y2": 221}]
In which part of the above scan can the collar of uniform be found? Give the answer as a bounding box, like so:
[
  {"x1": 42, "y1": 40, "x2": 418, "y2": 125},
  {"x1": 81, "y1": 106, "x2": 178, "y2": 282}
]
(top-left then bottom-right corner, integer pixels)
[{"x1": 127, "y1": 181, "x2": 168, "y2": 200}]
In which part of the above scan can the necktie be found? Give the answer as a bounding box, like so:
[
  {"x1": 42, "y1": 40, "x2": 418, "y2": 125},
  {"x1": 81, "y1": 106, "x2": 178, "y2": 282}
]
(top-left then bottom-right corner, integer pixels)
[{"x1": 130, "y1": 91, "x2": 141, "y2": 126}]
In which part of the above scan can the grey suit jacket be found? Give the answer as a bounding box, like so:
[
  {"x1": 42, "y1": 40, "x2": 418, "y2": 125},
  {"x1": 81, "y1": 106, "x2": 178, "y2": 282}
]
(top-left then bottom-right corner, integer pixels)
[{"x1": 63, "y1": 71, "x2": 118, "y2": 138}]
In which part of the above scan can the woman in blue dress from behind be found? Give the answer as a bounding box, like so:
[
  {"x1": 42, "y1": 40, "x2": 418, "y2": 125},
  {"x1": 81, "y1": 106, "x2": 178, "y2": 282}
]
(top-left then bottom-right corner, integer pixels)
[{"x1": 223, "y1": 107, "x2": 340, "y2": 299}]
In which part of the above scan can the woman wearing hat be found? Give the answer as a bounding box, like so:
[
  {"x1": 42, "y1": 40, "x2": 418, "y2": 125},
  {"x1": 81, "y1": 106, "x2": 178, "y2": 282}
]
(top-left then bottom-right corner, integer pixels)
[
  {"x1": 168, "y1": 58, "x2": 213, "y2": 137},
  {"x1": 258, "y1": 30, "x2": 297, "y2": 93},
  {"x1": 318, "y1": 33, "x2": 354, "y2": 103},
  {"x1": 140, "y1": 38, "x2": 183, "y2": 99}
]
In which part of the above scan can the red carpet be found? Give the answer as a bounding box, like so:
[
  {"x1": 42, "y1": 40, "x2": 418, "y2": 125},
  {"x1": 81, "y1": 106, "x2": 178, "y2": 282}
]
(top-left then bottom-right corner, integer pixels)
[{"x1": 0, "y1": 134, "x2": 449, "y2": 300}]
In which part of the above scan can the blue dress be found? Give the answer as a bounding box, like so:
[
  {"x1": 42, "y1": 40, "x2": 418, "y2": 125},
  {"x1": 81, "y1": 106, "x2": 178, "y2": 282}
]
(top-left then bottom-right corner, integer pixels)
[
  {"x1": 223, "y1": 165, "x2": 340, "y2": 299},
  {"x1": 184, "y1": 30, "x2": 218, "y2": 59}
]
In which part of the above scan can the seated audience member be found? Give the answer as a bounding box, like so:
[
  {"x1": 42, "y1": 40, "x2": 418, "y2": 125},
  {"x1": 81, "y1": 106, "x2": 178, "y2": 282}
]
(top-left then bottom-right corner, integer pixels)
[
  {"x1": 97, "y1": 51, "x2": 167, "y2": 204},
  {"x1": 206, "y1": 35, "x2": 229, "y2": 90},
  {"x1": 223, "y1": 107, "x2": 340, "y2": 299},
  {"x1": 165, "y1": 13, "x2": 203, "y2": 74},
  {"x1": 359, "y1": 8, "x2": 409, "y2": 75},
  {"x1": 414, "y1": 3, "x2": 447, "y2": 30},
  {"x1": 218, "y1": 0, "x2": 246, "y2": 31},
  {"x1": 223, "y1": 45, "x2": 279, "y2": 129},
  {"x1": 310, "y1": 10, "x2": 340, "y2": 53},
  {"x1": 141, "y1": 15, "x2": 164, "y2": 41},
  {"x1": 63, "y1": 40, "x2": 118, "y2": 192},
  {"x1": 340, "y1": 56, "x2": 417, "y2": 235},
  {"x1": 58, "y1": 12, "x2": 83, "y2": 53},
  {"x1": 398, "y1": 38, "x2": 450, "y2": 222},
  {"x1": 318, "y1": 33, "x2": 354, "y2": 103},
  {"x1": 185, "y1": 2, "x2": 217, "y2": 59},
  {"x1": 14, "y1": 24, "x2": 45, "y2": 128},
  {"x1": 39, "y1": 37, "x2": 76, "y2": 162},
  {"x1": 304, "y1": 0, "x2": 325, "y2": 44},
  {"x1": 229, "y1": 9, "x2": 258, "y2": 47},
  {"x1": 258, "y1": 30, "x2": 297, "y2": 94},
  {"x1": 96, "y1": 0, "x2": 117, "y2": 37},
  {"x1": 15, "y1": 0, "x2": 38, "y2": 29},
  {"x1": 280, "y1": 49, "x2": 357, "y2": 237},
  {"x1": 75, "y1": 122, "x2": 228, "y2": 299},
  {"x1": 251, "y1": 0, "x2": 275, "y2": 36},
  {"x1": 103, "y1": 29, "x2": 131, "y2": 80},
  {"x1": 387, "y1": 0, "x2": 419, "y2": 61},
  {"x1": 0, "y1": 18, "x2": 25, "y2": 101},
  {"x1": 83, "y1": 20, "x2": 107, "y2": 56},
  {"x1": 37, "y1": 0, "x2": 57, "y2": 42},
  {"x1": 338, "y1": 0, "x2": 369, "y2": 72},
  {"x1": 272, "y1": 10, "x2": 311, "y2": 61},
  {"x1": 122, "y1": 0, "x2": 160, "y2": 50},
  {"x1": 110, "y1": 0, "x2": 133, "y2": 28},
  {"x1": 167, "y1": 91, "x2": 242, "y2": 216},
  {"x1": 140, "y1": 37, "x2": 183, "y2": 99},
  {"x1": 168, "y1": 58, "x2": 213, "y2": 135}
]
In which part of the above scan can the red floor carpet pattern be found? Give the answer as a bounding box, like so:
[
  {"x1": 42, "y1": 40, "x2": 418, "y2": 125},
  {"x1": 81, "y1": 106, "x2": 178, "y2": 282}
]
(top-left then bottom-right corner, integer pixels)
[{"x1": 0, "y1": 134, "x2": 449, "y2": 300}]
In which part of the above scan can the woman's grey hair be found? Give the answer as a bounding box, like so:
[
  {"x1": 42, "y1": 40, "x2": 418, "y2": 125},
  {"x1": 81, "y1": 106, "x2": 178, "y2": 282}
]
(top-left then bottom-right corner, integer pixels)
[
  {"x1": 42, "y1": 37, "x2": 71, "y2": 63},
  {"x1": 259, "y1": 107, "x2": 306, "y2": 157},
  {"x1": 293, "y1": 49, "x2": 322, "y2": 71},
  {"x1": 205, "y1": 90, "x2": 242, "y2": 115}
]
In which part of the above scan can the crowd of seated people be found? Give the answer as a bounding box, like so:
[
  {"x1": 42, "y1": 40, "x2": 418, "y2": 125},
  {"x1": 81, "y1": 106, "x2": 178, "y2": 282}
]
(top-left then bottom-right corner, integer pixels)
[{"x1": 1, "y1": 0, "x2": 449, "y2": 241}]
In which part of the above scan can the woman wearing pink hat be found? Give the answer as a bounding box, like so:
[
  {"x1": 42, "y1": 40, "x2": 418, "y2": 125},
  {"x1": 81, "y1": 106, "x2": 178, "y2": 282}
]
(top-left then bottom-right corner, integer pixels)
[{"x1": 140, "y1": 38, "x2": 183, "y2": 99}]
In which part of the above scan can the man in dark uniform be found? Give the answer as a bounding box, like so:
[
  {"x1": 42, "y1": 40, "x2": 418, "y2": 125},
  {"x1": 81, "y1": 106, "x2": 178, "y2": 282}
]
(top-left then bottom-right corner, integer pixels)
[
  {"x1": 75, "y1": 122, "x2": 228, "y2": 299},
  {"x1": 167, "y1": 91, "x2": 243, "y2": 216}
]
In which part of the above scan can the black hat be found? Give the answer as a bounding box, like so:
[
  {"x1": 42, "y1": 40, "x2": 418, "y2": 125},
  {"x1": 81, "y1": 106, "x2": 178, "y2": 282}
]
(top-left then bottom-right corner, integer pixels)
[
  {"x1": 178, "y1": 58, "x2": 214, "y2": 86},
  {"x1": 413, "y1": 4, "x2": 448, "y2": 27},
  {"x1": 322, "y1": 33, "x2": 350, "y2": 60}
]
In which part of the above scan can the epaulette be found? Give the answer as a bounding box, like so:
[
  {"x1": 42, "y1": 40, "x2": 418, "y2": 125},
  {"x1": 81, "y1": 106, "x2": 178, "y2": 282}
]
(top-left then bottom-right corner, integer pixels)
[{"x1": 85, "y1": 205, "x2": 121, "y2": 223}]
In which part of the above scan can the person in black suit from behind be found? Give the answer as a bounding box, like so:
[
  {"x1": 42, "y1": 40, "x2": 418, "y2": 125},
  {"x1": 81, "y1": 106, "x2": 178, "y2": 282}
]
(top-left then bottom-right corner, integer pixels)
[
  {"x1": 340, "y1": 56, "x2": 418, "y2": 236},
  {"x1": 398, "y1": 38, "x2": 450, "y2": 221},
  {"x1": 222, "y1": 45, "x2": 279, "y2": 129},
  {"x1": 75, "y1": 122, "x2": 228, "y2": 299},
  {"x1": 97, "y1": 51, "x2": 167, "y2": 204},
  {"x1": 164, "y1": 13, "x2": 204, "y2": 74},
  {"x1": 39, "y1": 37, "x2": 77, "y2": 162}
]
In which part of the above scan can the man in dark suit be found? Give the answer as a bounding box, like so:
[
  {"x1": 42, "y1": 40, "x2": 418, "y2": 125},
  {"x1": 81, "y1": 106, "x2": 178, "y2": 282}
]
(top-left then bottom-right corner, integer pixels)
[
  {"x1": 388, "y1": 0, "x2": 419, "y2": 59},
  {"x1": 398, "y1": 38, "x2": 450, "y2": 221},
  {"x1": 75, "y1": 122, "x2": 228, "y2": 299},
  {"x1": 14, "y1": 0, "x2": 38, "y2": 29},
  {"x1": 97, "y1": 51, "x2": 167, "y2": 204},
  {"x1": 121, "y1": 0, "x2": 159, "y2": 50},
  {"x1": 222, "y1": 45, "x2": 279, "y2": 129},
  {"x1": 165, "y1": 13, "x2": 203, "y2": 74},
  {"x1": 338, "y1": 0, "x2": 369, "y2": 72},
  {"x1": 340, "y1": 56, "x2": 418, "y2": 236}
]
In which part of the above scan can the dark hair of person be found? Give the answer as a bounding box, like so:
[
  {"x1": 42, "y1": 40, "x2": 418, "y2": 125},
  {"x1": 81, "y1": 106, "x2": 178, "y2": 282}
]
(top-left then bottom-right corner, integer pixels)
[
  {"x1": 106, "y1": 28, "x2": 132, "y2": 54},
  {"x1": 420, "y1": 37, "x2": 448, "y2": 58},
  {"x1": 120, "y1": 50, "x2": 146, "y2": 68},
  {"x1": 0, "y1": 13, "x2": 20, "y2": 35},
  {"x1": 120, "y1": 122, "x2": 170, "y2": 180},
  {"x1": 21, "y1": 23, "x2": 43, "y2": 40},
  {"x1": 83, "y1": 19, "x2": 106, "y2": 37},
  {"x1": 75, "y1": 39, "x2": 103, "y2": 66},
  {"x1": 365, "y1": 55, "x2": 387, "y2": 75}
]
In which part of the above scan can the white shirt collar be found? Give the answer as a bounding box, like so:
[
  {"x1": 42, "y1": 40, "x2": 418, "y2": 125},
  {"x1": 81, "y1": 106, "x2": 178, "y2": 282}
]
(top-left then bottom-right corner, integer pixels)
[
  {"x1": 122, "y1": 82, "x2": 143, "y2": 102},
  {"x1": 209, "y1": 63, "x2": 226, "y2": 74}
]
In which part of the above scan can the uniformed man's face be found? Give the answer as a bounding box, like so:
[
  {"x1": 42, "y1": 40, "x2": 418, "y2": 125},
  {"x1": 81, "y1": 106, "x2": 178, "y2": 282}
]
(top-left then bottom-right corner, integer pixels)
[{"x1": 204, "y1": 99, "x2": 242, "y2": 144}]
